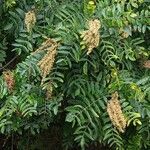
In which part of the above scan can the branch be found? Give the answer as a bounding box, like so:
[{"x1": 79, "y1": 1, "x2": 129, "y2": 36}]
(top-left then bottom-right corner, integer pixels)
[{"x1": 0, "y1": 55, "x2": 18, "y2": 71}]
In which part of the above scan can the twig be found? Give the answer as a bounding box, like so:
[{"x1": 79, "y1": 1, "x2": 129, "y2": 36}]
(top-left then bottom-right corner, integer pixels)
[
  {"x1": 2, "y1": 136, "x2": 9, "y2": 148},
  {"x1": 0, "y1": 55, "x2": 18, "y2": 71},
  {"x1": 11, "y1": 134, "x2": 13, "y2": 150}
]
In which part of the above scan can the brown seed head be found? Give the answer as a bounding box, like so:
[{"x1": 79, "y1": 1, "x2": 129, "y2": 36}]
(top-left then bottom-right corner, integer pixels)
[
  {"x1": 45, "y1": 82, "x2": 53, "y2": 100},
  {"x1": 81, "y1": 19, "x2": 101, "y2": 55},
  {"x1": 142, "y1": 60, "x2": 150, "y2": 69},
  {"x1": 3, "y1": 70, "x2": 15, "y2": 92},
  {"x1": 107, "y1": 92, "x2": 126, "y2": 133},
  {"x1": 25, "y1": 10, "x2": 36, "y2": 32}
]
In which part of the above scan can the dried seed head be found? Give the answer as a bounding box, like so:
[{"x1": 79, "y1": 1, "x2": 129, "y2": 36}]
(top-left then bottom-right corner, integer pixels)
[
  {"x1": 107, "y1": 92, "x2": 126, "y2": 133},
  {"x1": 45, "y1": 82, "x2": 53, "y2": 100},
  {"x1": 34, "y1": 38, "x2": 58, "y2": 84},
  {"x1": 25, "y1": 10, "x2": 36, "y2": 32},
  {"x1": 81, "y1": 19, "x2": 101, "y2": 55},
  {"x1": 142, "y1": 60, "x2": 150, "y2": 69},
  {"x1": 3, "y1": 70, "x2": 15, "y2": 92}
]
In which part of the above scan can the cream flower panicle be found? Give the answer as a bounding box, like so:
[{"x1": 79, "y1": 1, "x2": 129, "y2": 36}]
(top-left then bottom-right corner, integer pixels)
[
  {"x1": 33, "y1": 38, "x2": 58, "y2": 85},
  {"x1": 107, "y1": 92, "x2": 127, "y2": 133},
  {"x1": 25, "y1": 10, "x2": 36, "y2": 32},
  {"x1": 81, "y1": 19, "x2": 101, "y2": 55}
]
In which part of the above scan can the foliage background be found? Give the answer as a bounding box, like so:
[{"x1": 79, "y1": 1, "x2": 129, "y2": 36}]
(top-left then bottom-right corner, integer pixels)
[{"x1": 0, "y1": 0, "x2": 150, "y2": 149}]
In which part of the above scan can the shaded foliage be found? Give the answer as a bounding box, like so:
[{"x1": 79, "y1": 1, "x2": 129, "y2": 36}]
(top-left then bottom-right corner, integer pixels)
[{"x1": 0, "y1": 0, "x2": 150, "y2": 149}]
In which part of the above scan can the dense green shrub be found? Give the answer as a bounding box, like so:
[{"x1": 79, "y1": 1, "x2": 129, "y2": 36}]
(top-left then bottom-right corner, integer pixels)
[{"x1": 0, "y1": 0, "x2": 150, "y2": 149}]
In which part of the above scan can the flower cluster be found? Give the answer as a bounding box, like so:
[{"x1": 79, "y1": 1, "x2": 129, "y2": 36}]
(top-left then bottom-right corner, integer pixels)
[
  {"x1": 119, "y1": 28, "x2": 129, "y2": 39},
  {"x1": 25, "y1": 10, "x2": 36, "y2": 32},
  {"x1": 107, "y1": 92, "x2": 126, "y2": 133},
  {"x1": 33, "y1": 38, "x2": 58, "y2": 84},
  {"x1": 80, "y1": 19, "x2": 101, "y2": 55}
]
